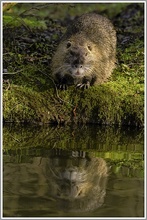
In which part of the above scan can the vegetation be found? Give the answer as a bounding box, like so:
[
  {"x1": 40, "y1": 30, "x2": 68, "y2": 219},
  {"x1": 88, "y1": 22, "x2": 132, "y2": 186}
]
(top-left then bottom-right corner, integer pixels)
[
  {"x1": 3, "y1": 124, "x2": 144, "y2": 178},
  {"x1": 3, "y1": 3, "x2": 144, "y2": 126}
]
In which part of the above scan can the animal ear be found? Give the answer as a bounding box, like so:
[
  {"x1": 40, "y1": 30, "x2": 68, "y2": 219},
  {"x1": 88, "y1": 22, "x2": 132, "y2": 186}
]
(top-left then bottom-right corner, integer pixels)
[
  {"x1": 66, "y1": 41, "x2": 72, "y2": 48},
  {"x1": 87, "y1": 45, "x2": 92, "y2": 51}
]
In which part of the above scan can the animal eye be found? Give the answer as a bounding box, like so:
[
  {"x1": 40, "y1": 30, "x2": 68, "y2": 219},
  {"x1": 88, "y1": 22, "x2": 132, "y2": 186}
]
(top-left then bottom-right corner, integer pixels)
[
  {"x1": 67, "y1": 42, "x2": 71, "y2": 48},
  {"x1": 88, "y1": 45, "x2": 92, "y2": 51}
]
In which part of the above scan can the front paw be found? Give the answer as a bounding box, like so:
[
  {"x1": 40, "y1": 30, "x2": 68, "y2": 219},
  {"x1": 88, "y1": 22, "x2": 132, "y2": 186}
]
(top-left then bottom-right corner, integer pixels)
[
  {"x1": 76, "y1": 82, "x2": 90, "y2": 90},
  {"x1": 57, "y1": 84, "x2": 68, "y2": 90}
]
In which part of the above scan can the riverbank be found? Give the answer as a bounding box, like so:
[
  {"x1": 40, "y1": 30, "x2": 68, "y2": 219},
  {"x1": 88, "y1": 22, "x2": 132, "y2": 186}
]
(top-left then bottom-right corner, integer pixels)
[{"x1": 3, "y1": 3, "x2": 144, "y2": 126}]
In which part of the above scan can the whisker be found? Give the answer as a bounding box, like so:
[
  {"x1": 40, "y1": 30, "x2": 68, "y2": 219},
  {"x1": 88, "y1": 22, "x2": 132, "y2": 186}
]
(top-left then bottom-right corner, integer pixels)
[{"x1": 54, "y1": 64, "x2": 71, "y2": 75}]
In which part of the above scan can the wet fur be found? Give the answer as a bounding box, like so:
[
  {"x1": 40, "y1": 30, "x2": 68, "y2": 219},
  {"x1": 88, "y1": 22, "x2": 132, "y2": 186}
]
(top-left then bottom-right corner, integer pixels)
[{"x1": 51, "y1": 13, "x2": 116, "y2": 89}]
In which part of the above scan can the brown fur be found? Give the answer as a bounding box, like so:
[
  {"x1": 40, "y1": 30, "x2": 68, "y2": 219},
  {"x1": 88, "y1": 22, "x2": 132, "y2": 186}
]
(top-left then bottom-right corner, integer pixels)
[
  {"x1": 3, "y1": 153, "x2": 108, "y2": 215},
  {"x1": 51, "y1": 13, "x2": 117, "y2": 89},
  {"x1": 43, "y1": 155, "x2": 109, "y2": 213}
]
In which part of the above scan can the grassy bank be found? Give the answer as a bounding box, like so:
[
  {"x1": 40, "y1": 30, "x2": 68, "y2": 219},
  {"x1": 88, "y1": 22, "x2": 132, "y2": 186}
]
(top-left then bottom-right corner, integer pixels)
[{"x1": 3, "y1": 3, "x2": 144, "y2": 126}]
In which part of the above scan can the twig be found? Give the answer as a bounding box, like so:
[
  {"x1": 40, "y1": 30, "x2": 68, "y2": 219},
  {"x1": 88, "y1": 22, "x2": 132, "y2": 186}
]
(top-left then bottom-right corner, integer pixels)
[
  {"x1": 9, "y1": 134, "x2": 21, "y2": 143},
  {"x1": 38, "y1": 69, "x2": 74, "y2": 106},
  {"x1": 3, "y1": 69, "x2": 24, "y2": 75}
]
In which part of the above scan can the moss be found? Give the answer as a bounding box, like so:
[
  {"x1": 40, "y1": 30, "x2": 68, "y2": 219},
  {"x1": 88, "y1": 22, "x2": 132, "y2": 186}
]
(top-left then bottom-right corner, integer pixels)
[
  {"x1": 3, "y1": 79, "x2": 144, "y2": 126},
  {"x1": 3, "y1": 15, "x2": 47, "y2": 29},
  {"x1": 3, "y1": 124, "x2": 143, "y2": 151},
  {"x1": 3, "y1": 3, "x2": 144, "y2": 126},
  {"x1": 3, "y1": 124, "x2": 144, "y2": 177},
  {"x1": 3, "y1": 83, "x2": 74, "y2": 124},
  {"x1": 3, "y1": 86, "x2": 37, "y2": 123},
  {"x1": 3, "y1": 3, "x2": 129, "y2": 20}
]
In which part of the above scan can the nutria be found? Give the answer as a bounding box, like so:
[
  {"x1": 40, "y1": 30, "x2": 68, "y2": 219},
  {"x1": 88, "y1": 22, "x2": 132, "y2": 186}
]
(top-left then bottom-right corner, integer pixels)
[
  {"x1": 51, "y1": 13, "x2": 117, "y2": 89},
  {"x1": 43, "y1": 153, "x2": 108, "y2": 212}
]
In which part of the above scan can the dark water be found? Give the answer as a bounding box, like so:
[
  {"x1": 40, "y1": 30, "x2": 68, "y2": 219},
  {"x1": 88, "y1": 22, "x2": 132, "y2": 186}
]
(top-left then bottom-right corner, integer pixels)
[{"x1": 3, "y1": 125, "x2": 144, "y2": 217}]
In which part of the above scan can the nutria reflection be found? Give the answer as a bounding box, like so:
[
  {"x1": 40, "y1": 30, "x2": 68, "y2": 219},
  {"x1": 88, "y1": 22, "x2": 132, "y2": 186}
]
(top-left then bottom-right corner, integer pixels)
[
  {"x1": 43, "y1": 150, "x2": 108, "y2": 213},
  {"x1": 3, "y1": 149, "x2": 108, "y2": 215}
]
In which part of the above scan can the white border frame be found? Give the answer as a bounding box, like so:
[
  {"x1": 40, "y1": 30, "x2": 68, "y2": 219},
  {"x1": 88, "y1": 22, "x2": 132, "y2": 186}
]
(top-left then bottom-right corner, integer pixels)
[{"x1": 1, "y1": 1, "x2": 146, "y2": 220}]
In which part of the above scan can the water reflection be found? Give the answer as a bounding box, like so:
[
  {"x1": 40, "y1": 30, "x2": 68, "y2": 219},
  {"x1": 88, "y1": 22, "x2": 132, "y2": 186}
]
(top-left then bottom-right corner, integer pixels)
[
  {"x1": 4, "y1": 149, "x2": 108, "y2": 216},
  {"x1": 3, "y1": 125, "x2": 144, "y2": 217},
  {"x1": 43, "y1": 149, "x2": 108, "y2": 213}
]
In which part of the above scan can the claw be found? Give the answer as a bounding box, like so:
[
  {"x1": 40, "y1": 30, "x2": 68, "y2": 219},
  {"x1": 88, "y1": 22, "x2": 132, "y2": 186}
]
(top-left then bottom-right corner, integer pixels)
[
  {"x1": 57, "y1": 84, "x2": 68, "y2": 90},
  {"x1": 76, "y1": 82, "x2": 90, "y2": 90}
]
